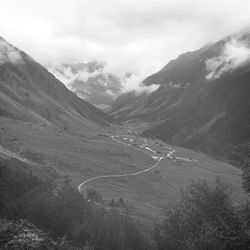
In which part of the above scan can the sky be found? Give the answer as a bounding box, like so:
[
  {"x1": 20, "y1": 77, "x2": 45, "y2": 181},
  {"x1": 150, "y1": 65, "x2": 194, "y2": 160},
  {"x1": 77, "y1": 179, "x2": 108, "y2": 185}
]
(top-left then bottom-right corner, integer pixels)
[{"x1": 1, "y1": 0, "x2": 250, "y2": 80}]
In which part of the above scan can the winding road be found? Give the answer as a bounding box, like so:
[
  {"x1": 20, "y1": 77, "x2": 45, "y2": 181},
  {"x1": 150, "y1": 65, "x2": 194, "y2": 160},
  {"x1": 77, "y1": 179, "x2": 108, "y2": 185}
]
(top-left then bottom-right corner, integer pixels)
[
  {"x1": 78, "y1": 134, "x2": 175, "y2": 193},
  {"x1": 78, "y1": 156, "x2": 164, "y2": 192}
]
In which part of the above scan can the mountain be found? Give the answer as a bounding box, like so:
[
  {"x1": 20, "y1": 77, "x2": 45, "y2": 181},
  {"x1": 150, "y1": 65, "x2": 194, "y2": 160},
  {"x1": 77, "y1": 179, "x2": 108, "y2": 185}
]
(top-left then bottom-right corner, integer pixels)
[
  {"x1": 0, "y1": 37, "x2": 114, "y2": 132},
  {"x1": 47, "y1": 62, "x2": 124, "y2": 109},
  {"x1": 0, "y1": 35, "x2": 248, "y2": 248},
  {"x1": 109, "y1": 32, "x2": 250, "y2": 158},
  {"x1": 107, "y1": 91, "x2": 149, "y2": 120}
]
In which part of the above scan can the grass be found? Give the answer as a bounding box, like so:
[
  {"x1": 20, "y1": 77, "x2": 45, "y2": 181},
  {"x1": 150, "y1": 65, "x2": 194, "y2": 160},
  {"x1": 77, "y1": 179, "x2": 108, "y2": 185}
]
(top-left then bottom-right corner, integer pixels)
[{"x1": 0, "y1": 116, "x2": 248, "y2": 229}]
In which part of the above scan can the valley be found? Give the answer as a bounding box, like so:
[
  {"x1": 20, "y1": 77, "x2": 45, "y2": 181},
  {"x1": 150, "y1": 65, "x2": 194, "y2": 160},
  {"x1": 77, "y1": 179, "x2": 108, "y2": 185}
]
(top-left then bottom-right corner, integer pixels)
[
  {"x1": 83, "y1": 128, "x2": 248, "y2": 226},
  {"x1": 0, "y1": 30, "x2": 250, "y2": 249},
  {"x1": 0, "y1": 117, "x2": 247, "y2": 228}
]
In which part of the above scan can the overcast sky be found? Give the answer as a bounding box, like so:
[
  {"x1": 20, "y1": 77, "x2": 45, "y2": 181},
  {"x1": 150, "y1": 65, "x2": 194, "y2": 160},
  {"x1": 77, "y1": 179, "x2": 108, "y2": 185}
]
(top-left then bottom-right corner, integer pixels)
[{"x1": 1, "y1": 0, "x2": 250, "y2": 78}]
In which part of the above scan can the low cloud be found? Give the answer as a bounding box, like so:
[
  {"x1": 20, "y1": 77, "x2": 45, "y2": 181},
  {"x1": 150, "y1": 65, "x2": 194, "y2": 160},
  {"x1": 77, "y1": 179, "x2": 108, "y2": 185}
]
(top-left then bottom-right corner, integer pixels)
[
  {"x1": 206, "y1": 38, "x2": 250, "y2": 80},
  {"x1": 102, "y1": 62, "x2": 160, "y2": 95},
  {"x1": 121, "y1": 74, "x2": 159, "y2": 95},
  {"x1": 0, "y1": 39, "x2": 23, "y2": 64},
  {"x1": 2, "y1": 0, "x2": 250, "y2": 86},
  {"x1": 77, "y1": 70, "x2": 101, "y2": 82},
  {"x1": 48, "y1": 61, "x2": 160, "y2": 99}
]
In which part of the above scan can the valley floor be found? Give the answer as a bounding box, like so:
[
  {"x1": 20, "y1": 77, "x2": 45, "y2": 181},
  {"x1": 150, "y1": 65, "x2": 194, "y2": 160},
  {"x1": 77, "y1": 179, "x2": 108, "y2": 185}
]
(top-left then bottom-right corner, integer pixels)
[{"x1": 0, "y1": 117, "x2": 248, "y2": 227}]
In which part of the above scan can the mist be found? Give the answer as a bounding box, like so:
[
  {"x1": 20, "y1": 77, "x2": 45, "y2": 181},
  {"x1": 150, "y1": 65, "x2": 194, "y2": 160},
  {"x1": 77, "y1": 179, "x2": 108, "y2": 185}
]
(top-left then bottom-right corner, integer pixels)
[
  {"x1": 0, "y1": 39, "x2": 23, "y2": 65},
  {"x1": 48, "y1": 61, "x2": 160, "y2": 99},
  {"x1": 1, "y1": 0, "x2": 250, "y2": 87},
  {"x1": 206, "y1": 37, "x2": 250, "y2": 80}
]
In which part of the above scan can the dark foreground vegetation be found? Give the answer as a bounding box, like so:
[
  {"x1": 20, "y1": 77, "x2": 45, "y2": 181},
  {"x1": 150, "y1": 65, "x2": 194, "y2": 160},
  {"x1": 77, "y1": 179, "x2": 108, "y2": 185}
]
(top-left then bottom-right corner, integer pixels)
[
  {"x1": 232, "y1": 141, "x2": 250, "y2": 192},
  {"x1": 0, "y1": 159, "x2": 150, "y2": 249},
  {"x1": 154, "y1": 179, "x2": 250, "y2": 250},
  {"x1": 0, "y1": 159, "x2": 250, "y2": 249}
]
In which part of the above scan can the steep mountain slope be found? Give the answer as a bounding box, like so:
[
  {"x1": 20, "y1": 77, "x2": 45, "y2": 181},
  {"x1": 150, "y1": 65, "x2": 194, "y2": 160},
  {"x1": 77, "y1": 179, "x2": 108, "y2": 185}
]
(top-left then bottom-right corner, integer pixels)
[
  {"x1": 107, "y1": 91, "x2": 149, "y2": 120},
  {"x1": 143, "y1": 66, "x2": 250, "y2": 157},
  {"x1": 109, "y1": 32, "x2": 250, "y2": 157},
  {"x1": 109, "y1": 39, "x2": 225, "y2": 121},
  {"x1": 47, "y1": 62, "x2": 125, "y2": 109},
  {"x1": 0, "y1": 37, "x2": 114, "y2": 132}
]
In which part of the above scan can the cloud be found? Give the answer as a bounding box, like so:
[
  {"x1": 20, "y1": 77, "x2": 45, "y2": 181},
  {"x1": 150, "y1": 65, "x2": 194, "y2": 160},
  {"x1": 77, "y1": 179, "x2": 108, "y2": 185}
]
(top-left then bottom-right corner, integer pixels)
[
  {"x1": 1, "y1": 0, "x2": 250, "y2": 88},
  {"x1": 47, "y1": 64, "x2": 77, "y2": 90},
  {"x1": 48, "y1": 60, "x2": 159, "y2": 98},
  {"x1": 120, "y1": 69, "x2": 160, "y2": 94},
  {"x1": 0, "y1": 39, "x2": 23, "y2": 64},
  {"x1": 122, "y1": 75, "x2": 159, "y2": 94},
  {"x1": 77, "y1": 69, "x2": 102, "y2": 82},
  {"x1": 206, "y1": 38, "x2": 250, "y2": 79}
]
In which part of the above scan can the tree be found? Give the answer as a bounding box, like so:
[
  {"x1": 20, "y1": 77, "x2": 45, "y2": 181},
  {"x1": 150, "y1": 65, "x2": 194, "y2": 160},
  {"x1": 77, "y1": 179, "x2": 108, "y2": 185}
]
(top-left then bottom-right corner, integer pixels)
[
  {"x1": 1, "y1": 166, "x2": 151, "y2": 249},
  {"x1": 153, "y1": 179, "x2": 250, "y2": 250},
  {"x1": 119, "y1": 197, "x2": 124, "y2": 206},
  {"x1": 109, "y1": 199, "x2": 115, "y2": 207},
  {"x1": 85, "y1": 189, "x2": 102, "y2": 203},
  {"x1": 233, "y1": 142, "x2": 250, "y2": 169},
  {"x1": 233, "y1": 142, "x2": 250, "y2": 191}
]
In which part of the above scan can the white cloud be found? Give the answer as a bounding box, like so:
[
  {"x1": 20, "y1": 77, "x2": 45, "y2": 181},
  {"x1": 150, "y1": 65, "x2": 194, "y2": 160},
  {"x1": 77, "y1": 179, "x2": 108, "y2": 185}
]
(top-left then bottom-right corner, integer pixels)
[
  {"x1": 119, "y1": 64, "x2": 160, "y2": 94},
  {"x1": 122, "y1": 74, "x2": 159, "y2": 94},
  {"x1": 77, "y1": 70, "x2": 101, "y2": 82},
  {"x1": 47, "y1": 64, "x2": 77, "y2": 86},
  {"x1": 48, "y1": 61, "x2": 159, "y2": 97},
  {"x1": 206, "y1": 38, "x2": 250, "y2": 79},
  {"x1": 105, "y1": 89, "x2": 116, "y2": 97},
  {"x1": 0, "y1": 0, "x2": 250, "y2": 88},
  {"x1": 123, "y1": 75, "x2": 159, "y2": 94}
]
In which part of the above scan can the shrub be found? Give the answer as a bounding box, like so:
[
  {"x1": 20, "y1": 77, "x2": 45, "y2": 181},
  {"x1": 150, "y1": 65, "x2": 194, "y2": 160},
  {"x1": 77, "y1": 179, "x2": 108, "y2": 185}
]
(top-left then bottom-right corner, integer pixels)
[
  {"x1": 153, "y1": 179, "x2": 250, "y2": 250},
  {"x1": 0, "y1": 163, "x2": 150, "y2": 249}
]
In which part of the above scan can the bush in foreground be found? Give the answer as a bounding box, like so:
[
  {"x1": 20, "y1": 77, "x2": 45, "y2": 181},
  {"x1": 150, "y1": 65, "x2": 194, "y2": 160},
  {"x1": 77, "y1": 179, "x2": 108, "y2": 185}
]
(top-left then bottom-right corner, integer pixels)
[
  {"x1": 0, "y1": 162, "x2": 150, "y2": 249},
  {"x1": 153, "y1": 179, "x2": 250, "y2": 250}
]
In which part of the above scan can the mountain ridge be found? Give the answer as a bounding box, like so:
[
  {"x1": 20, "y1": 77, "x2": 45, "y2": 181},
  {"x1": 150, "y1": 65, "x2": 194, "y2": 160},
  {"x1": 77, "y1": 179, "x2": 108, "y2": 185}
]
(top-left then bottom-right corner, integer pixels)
[
  {"x1": 0, "y1": 36, "x2": 114, "y2": 132},
  {"x1": 109, "y1": 31, "x2": 250, "y2": 158}
]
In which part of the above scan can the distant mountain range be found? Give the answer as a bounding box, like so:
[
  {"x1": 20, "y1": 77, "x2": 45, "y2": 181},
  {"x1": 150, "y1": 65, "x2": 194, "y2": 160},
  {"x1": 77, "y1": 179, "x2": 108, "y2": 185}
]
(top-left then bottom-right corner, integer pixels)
[
  {"x1": 0, "y1": 37, "x2": 113, "y2": 132},
  {"x1": 47, "y1": 62, "x2": 130, "y2": 109},
  {"x1": 109, "y1": 31, "x2": 250, "y2": 158}
]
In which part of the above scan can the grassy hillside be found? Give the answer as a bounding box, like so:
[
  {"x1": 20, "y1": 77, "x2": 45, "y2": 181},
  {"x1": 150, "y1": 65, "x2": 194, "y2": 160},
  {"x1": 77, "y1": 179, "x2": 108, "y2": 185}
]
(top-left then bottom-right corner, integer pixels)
[{"x1": 109, "y1": 32, "x2": 250, "y2": 160}]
